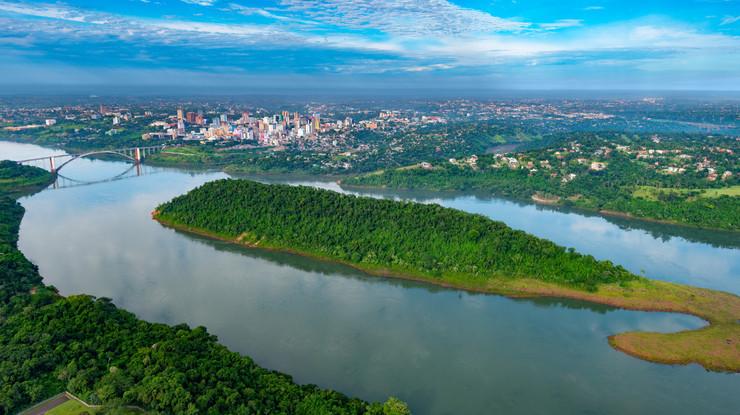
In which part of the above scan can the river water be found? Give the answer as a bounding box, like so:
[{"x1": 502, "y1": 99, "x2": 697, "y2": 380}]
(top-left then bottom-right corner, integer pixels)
[{"x1": 3, "y1": 141, "x2": 739, "y2": 415}]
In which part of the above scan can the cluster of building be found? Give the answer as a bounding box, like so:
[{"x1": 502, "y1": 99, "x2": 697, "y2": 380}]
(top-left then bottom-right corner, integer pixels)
[
  {"x1": 139, "y1": 106, "x2": 452, "y2": 149},
  {"x1": 143, "y1": 108, "x2": 354, "y2": 146},
  {"x1": 427, "y1": 99, "x2": 615, "y2": 123},
  {"x1": 436, "y1": 136, "x2": 736, "y2": 185}
]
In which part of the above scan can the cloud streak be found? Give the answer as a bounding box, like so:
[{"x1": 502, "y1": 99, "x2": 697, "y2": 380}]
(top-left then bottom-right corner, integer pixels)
[
  {"x1": 0, "y1": 0, "x2": 737, "y2": 88},
  {"x1": 721, "y1": 15, "x2": 740, "y2": 26},
  {"x1": 279, "y1": 0, "x2": 529, "y2": 36},
  {"x1": 180, "y1": 0, "x2": 217, "y2": 6}
]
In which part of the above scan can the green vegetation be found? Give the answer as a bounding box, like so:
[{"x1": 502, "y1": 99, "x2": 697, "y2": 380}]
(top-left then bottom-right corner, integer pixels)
[
  {"x1": 633, "y1": 185, "x2": 740, "y2": 200},
  {"x1": 0, "y1": 161, "x2": 408, "y2": 415},
  {"x1": 43, "y1": 399, "x2": 91, "y2": 415},
  {"x1": 344, "y1": 134, "x2": 740, "y2": 231},
  {"x1": 25, "y1": 396, "x2": 146, "y2": 415},
  {"x1": 0, "y1": 160, "x2": 54, "y2": 197},
  {"x1": 143, "y1": 120, "x2": 540, "y2": 175},
  {"x1": 155, "y1": 179, "x2": 740, "y2": 372},
  {"x1": 44, "y1": 399, "x2": 100, "y2": 415},
  {"x1": 148, "y1": 146, "x2": 321, "y2": 174},
  {"x1": 155, "y1": 179, "x2": 639, "y2": 291},
  {"x1": 1, "y1": 119, "x2": 150, "y2": 152}
]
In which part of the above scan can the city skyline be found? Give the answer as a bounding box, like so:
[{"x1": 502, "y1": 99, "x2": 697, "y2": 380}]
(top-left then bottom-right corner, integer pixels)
[{"x1": 0, "y1": 0, "x2": 739, "y2": 92}]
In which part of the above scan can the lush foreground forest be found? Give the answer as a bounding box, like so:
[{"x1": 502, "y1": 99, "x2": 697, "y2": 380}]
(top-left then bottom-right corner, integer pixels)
[
  {"x1": 155, "y1": 179, "x2": 740, "y2": 373},
  {"x1": 156, "y1": 179, "x2": 639, "y2": 292},
  {"x1": 0, "y1": 162, "x2": 408, "y2": 415}
]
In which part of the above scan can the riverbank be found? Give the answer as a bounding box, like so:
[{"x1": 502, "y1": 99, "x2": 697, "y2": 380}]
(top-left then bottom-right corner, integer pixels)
[
  {"x1": 591, "y1": 208, "x2": 739, "y2": 233},
  {"x1": 153, "y1": 180, "x2": 740, "y2": 373},
  {"x1": 155, "y1": 216, "x2": 740, "y2": 372},
  {"x1": 342, "y1": 180, "x2": 740, "y2": 234},
  {"x1": 342, "y1": 147, "x2": 740, "y2": 232},
  {"x1": 0, "y1": 163, "x2": 405, "y2": 415},
  {"x1": 0, "y1": 160, "x2": 56, "y2": 197}
]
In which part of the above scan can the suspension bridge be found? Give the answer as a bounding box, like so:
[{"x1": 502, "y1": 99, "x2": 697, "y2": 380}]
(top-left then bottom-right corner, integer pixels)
[{"x1": 14, "y1": 145, "x2": 165, "y2": 173}]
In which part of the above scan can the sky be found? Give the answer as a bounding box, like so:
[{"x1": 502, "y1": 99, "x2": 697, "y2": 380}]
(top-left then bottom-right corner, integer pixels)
[{"x1": 0, "y1": 0, "x2": 739, "y2": 93}]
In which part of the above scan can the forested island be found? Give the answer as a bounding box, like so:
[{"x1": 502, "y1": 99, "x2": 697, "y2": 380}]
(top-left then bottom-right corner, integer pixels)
[
  {"x1": 155, "y1": 179, "x2": 740, "y2": 372},
  {"x1": 344, "y1": 134, "x2": 739, "y2": 231},
  {"x1": 0, "y1": 162, "x2": 408, "y2": 415},
  {"x1": 5, "y1": 97, "x2": 737, "y2": 232}
]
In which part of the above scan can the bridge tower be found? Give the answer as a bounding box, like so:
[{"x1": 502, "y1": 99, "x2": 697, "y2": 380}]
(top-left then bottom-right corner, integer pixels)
[
  {"x1": 135, "y1": 148, "x2": 141, "y2": 164},
  {"x1": 49, "y1": 156, "x2": 56, "y2": 173}
]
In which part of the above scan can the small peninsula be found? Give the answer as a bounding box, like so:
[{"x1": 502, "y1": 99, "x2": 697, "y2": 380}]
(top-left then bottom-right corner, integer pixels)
[{"x1": 155, "y1": 179, "x2": 740, "y2": 372}]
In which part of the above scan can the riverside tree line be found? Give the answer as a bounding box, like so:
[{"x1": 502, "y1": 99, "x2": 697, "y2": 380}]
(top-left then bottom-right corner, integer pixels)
[
  {"x1": 156, "y1": 179, "x2": 640, "y2": 291},
  {"x1": 0, "y1": 162, "x2": 409, "y2": 415}
]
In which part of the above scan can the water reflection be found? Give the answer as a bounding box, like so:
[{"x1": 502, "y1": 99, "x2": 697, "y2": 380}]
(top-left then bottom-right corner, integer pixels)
[
  {"x1": 175, "y1": 227, "x2": 625, "y2": 315},
  {"x1": 4, "y1": 141, "x2": 740, "y2": 415},
  {"x1": 234, "y1": 176, "x2": 740, "y2": 294},
  {"x1": 337, "y1": 184, "x2": 740, "y2": 250},
  {"x1": 239, "y1": 172, "x2": 740, "y2": 249}
]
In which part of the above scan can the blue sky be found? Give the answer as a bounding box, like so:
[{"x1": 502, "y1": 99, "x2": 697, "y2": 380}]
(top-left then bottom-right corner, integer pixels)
[{"x1": 0, "y1": 0, "x2": 739, "y2": 91}]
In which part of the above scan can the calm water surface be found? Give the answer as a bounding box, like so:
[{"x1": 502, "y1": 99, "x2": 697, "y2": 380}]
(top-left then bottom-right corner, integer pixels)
[{"x1": 3, "y1": 141, "x2": 739, "y2": 415}]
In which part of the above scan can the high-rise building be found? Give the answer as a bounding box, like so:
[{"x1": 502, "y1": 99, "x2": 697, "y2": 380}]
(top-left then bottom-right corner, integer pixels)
[
  {"x1": 186, "y1": 112, "x2": 197, "y2": 124},
  {"x1": 220, "y1": 114, "x2": 228, "y2": 123},
  {"x1": 313, "y1": 114, "x2": 320, "y2": 133},
  {"x1": 177, "y1": 108, "x2": 184, "y2": 122},
  {"x1": 293, "y1": 112, "x2": 300, "y2": 129}
]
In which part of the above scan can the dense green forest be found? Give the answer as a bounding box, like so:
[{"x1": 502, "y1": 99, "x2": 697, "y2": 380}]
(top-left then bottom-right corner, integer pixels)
[
  {"x1": 156, "y1": 179, "x2": 639, "y2": 292},
  {"x1": 344, "y1": 134, "x2": 739, "y2": 231},
  {"x1": 0, "y1": 160, "x2": 56, "y2": 197},
  {"x1": 0, "y1": 162, "x2": 407, "y2": 415}
]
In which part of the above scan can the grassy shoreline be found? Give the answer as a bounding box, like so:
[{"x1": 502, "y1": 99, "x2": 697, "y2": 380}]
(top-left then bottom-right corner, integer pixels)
[{"x1": 154, "y1": 213, "x2": 740, "y2": 373}]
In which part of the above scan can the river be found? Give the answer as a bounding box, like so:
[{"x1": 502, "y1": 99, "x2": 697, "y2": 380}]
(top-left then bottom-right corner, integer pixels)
[{"x1": 3, "y1": 141, "x2": 739, "y2": 415}]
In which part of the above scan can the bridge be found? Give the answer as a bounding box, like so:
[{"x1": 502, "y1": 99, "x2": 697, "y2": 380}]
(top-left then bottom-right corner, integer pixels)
[
  {"x1": 50, "y1": 163, "x2": 161, "y2": 190},
  {"x1": 14, "y1": 145, "x2": 165, "y2": 173}
]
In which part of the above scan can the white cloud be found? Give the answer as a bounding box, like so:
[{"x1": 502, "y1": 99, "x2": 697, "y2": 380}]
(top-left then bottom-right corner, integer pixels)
[
  {"x1": 539, "y1": 19, "x2": 583, "y2": 30},
  {"x1": 720, "y1": 15, "x2": 740, "y2": 25},
  {"x1": 0, "y1": 2, "x2": 405, "y2": 56},
  {"x1": 0, "y1": 0, "x2": 737, "y2": 78},
  {"x1": 0, "y1": 1, "x2": 93, "y2": 23},
  {"x1": 279, "y1": 0, "x2": 529, "y2": 37},
  {"x1": 180, "y1": 0, "x2": 217, "y2": 6},
  {"x1": 151, "y1": 20, "x2": 279, "y2": 36},
  {"x1": 402, "y1": 63, "x2": 456, "y2": 72},
  {"x1": 228, "y1": 3, "x2": 291, "y2": 21},
  {"x1": 404, "y1": 20, "x2": 740, "y2": 70}
]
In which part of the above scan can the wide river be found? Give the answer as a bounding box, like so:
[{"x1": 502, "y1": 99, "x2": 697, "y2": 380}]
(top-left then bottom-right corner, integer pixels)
[{"x1": 4, "y1": 141, "x2": 739, "y2": 415}]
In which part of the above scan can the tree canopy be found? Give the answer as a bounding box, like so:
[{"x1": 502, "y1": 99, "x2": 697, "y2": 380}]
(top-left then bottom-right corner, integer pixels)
[
  {"x1": 0, "y1": 162, "x2": 407, "y2": 415},
  {"x1": 157, "y1": 179, "x2": 639, "y2": 291}
]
